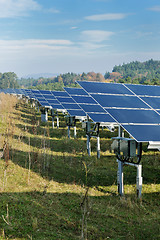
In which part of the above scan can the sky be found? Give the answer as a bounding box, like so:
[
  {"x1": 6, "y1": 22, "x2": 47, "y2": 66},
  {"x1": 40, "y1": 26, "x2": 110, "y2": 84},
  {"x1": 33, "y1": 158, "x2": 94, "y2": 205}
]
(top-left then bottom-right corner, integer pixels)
[{"x1": 0, "y1": 0, "x2": 160, "y2": 78}]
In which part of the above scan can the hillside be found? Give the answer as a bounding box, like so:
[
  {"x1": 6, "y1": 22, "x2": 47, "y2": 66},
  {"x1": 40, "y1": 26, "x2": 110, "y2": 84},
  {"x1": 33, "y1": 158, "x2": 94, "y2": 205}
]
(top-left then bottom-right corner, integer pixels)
[
  {"x1": 104, "y1": 59, "x2": 160, "y2": 85},
  {"x1": 0, "y1": 94, "x2": 160, "y2": 239}
]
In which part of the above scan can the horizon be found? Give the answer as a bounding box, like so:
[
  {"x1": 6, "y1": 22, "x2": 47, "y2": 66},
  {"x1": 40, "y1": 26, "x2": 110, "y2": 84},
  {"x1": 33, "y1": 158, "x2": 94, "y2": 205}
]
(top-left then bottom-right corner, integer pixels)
[{"x1": 0, "y1": 0, "x2": 160, "y2": 78}]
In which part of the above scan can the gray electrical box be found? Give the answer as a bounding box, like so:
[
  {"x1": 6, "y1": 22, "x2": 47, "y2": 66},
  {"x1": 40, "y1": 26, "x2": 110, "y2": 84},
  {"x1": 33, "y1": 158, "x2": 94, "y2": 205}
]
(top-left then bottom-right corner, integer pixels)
[{"x1": 111, "y1": 137, "x2": 137, "y2": 158}]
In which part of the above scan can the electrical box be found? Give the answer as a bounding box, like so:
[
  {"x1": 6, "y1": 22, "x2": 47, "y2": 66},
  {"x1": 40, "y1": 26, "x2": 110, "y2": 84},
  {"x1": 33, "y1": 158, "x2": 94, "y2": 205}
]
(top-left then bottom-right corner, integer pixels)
[{"x1": 111, "y1": 137, "x2": 137, "y2": 158}]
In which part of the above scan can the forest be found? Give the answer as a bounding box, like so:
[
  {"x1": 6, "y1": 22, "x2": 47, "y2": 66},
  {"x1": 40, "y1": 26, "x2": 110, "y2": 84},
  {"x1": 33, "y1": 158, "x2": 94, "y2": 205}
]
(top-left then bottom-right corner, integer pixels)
[
  {"x1": 1, "y1": 59, "x2": 160, "y2": 90},
  {"x1": 105, "y1": 59, "x2": 160, "y2": 85}
]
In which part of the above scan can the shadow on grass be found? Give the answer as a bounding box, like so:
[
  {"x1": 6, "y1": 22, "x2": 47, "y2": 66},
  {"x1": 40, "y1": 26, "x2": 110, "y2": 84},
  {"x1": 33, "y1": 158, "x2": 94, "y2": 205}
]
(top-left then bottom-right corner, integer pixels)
[
  {"x1": 0, "y1": 191, "x2": 160, "y2": 240},
  {"x1": 9, "y1": 148, "x2": 117, "y2": 187}
]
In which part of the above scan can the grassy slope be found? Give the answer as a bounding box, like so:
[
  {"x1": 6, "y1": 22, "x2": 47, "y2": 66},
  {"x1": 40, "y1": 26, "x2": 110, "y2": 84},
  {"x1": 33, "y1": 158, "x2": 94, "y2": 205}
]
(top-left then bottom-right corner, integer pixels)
[{"x1": 0, "y1": 97, "x2": 160, "y2": 240}]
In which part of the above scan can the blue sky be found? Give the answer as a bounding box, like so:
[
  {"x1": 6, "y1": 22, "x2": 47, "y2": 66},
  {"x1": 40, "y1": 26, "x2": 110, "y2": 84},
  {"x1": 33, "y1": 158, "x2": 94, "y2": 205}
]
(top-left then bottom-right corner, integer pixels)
[{"x1": 0, "y1": 0, "x2": 160, "y2": 77}]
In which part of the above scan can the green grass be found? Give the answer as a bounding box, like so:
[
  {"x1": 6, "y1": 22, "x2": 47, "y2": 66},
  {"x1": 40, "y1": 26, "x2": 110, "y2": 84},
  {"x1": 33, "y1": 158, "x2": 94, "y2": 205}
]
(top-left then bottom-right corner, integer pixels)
[{"x1": 0, "y1": 99, "x2": 160, "y2": 239}]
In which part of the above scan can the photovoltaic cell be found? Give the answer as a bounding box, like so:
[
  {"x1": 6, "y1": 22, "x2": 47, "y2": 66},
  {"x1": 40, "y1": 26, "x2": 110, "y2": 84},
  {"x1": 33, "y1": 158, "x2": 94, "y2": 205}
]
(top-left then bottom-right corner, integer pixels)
[
  {"x1": 66, "y1": 109, "x2": 86, "y2": 117},
  {"x1": 78, "y1": 104, "x2": 106, "y2": 113},
  {"x1": 51, "y1": 91, "x2": 69, "y2": 97},
  {"x1": 77, "y1": 81, "x2": 134, "y2": 95},
  {"x1": 64, "y1": 87, "x2": 88, "y2": 96},
  {"x1": 91, "y1": 94, "x2": 149, "y2": 109},
  {"x1": 62, "y1": 103, "x2": 82, "y2": 110},
  {"x1": 125, "y1": 83, "x2": 160, "y2": 96},
  {"x1": 56, "y1": 97, "x2": 75, "y2": 103},
  {"x1": 72, "y1": 95, "x2": 97, "y2": 104},
  {"x1": 122, "y1": 125, "x2": 160, "y2": 142},
  {"x1": 47, "y1": 99, "x2": 60, "y2": 104},
  {"x1": 51, "y1": 90, "x2": 86, "y2": 117},
  {"x1": 88, "y1": 113, "x2": 115, "y2": 123},
  {"x1": 50, "y1": 104, "x2": 64, "y2": 110},
  {"x1": 141, "y1": 97, "x2": 160, "y2": 109},
  {"x1": 107, "y1": 109, "x2": 160, "y2": 124},
  {"x1": 64, "y1": 87, "x2": 115, "y2": 123}
]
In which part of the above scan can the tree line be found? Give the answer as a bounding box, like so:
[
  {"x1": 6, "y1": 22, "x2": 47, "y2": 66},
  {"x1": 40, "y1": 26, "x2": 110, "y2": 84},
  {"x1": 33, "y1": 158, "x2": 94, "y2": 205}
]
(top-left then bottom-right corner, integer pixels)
[{"x1": 104, "y1": 59, "x2": 160, "y2": 85}]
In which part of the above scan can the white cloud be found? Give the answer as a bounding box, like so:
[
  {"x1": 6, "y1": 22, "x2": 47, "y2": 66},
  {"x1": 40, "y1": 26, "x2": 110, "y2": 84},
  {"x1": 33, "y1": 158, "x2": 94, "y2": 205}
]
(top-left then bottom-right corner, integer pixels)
[
  {"x1": 0, "y1": 0, "x2": 41, "y2": 18},
  {"x1": 85, "y1": 13, "x2": 127, "y2": 21},
  {"x1": 70, "y1": 27, "x2": 78, "y2": 30},
  {"x1": 46, "y1": 8, "x2": 60, "y2": 14},
  {"x1": 148, "y1": 5, "x2": 160, "y2": 12},
  {"x1": 0, "y1": 39, "x2": 73, "y2": 48},
  {"x1": 81, "y1": 30, "x2": 114, "y2": 42}
]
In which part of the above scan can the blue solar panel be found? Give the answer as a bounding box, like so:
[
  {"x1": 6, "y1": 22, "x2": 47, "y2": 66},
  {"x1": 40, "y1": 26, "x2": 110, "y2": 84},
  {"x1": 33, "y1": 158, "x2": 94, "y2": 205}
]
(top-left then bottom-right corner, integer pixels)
[
  {"x1": 122, "y1": 125, "x2": 160, "y2": 142},
  {"x1": 38, "y1": 101, "x2": 51, "y2": 107},
  {"x1": 125, "y1": 84, "x2": 160, "y2": 96},
  {"x1": 77, "y1": 81, "x2": 134, "y2": 95},
  {"x1": 66, "y1": 109, "x2": 86, "y2": 117},
  {"x1": 50, "y1": 104, "x2": 64, "y2": 109},
  {"x1": 141, "y1": 97, "x2": 160, "y2": 109},
  {"x1": 77, "y1": 81, "x2": 160, "y2": 141},
  {"x1": 107, "y1": 109, "x2": 160, "y2": 124},
  {"x1": 91, "y1": 94, "x2": 149, "y2": 109},
  {"x1": 62, "y1": 103, "x2": 81, "y2": 110},
  {"x1": 52, "y1": 91, "x2": 69, "y2": 97},
  {"x1": 64, "y1": 87, "x2": 88, "y2": 96},
  {"x1": 56, "y1": 97, "x2": 75, "y2": 103},
  {"x1": 43, "y1": 95, "x2": 56, "y2": 100},
  {"x1": 47, "y1": 99, "x2": 60, "y2": 104},
  {"x1": 72, "y1": 95, "x2": 97, "y2": 104},
  {"x1": 64, "y1": 86, "x2": 112, "y2": 123},
  {"x1": 31, "y1": 89, "x2": 40, "y2": 93},
  {"x1": 78, "y1": 104, "x2": 106, "y2": 113},
  {"x1": 39, "y1": 90, "x2": 52, "y2": 94},
  {"x1": 88, "y1": 113, "x2": 115, "y2": 123}
]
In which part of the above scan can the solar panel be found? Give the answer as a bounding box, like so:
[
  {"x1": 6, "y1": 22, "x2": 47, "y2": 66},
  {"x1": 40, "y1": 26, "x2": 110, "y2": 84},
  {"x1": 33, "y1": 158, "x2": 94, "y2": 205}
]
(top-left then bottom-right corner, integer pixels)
[
  {"x1": 62, "y1": 103, "x2": 82, "y2": 110},
  {"x1": 78, "y1": 81, "x2": 134, "y2": 95},
  {"x1": 125, "y1": 83, "x2": 160, "y2": 97},
  {"x1": 122, "y1": 125, "x2": 160, "y2": 142},
  {"x1": 91, "y1": 94, "x2": 149, "y2": 109},
  {"x1": 88, "y1": 113, "x2": 115, "y2": 123},
  {"x1": 51, "y1": 91, "x2": 69, "y2": 97},
  {"x1": 141, "y1": 97, "x2": 160, "y2": 110},
  {"x1": 56, "y1": 97, "x2": 75, "y2": 103},
  {"x1": 107, "y1": 109, "x2": 160, "y2": 124},
  {"x1": 66, "y1": 109, "x2": 86, "y2": 117},
  {"x1": 51, "y1": 90, "x2": 86, "y2": 117},
  {"x1": 64, "y1": 87, "x2": 88, "y2": 96},
  {"x1": 72, "y1": 95, "x2": 97, "y2": 104},
  {"x1": 64, "y1": 87, "x2": 115, "y2": 124},
  {"x1": 77, "y1": 81, "x2": 160, "y2": 142}
]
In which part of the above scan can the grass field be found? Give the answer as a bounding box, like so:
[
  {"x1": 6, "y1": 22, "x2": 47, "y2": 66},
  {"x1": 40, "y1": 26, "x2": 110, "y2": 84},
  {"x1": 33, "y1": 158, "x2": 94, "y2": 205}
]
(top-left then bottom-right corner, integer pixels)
[{"x1": 0, "y1": 94, "x2": 160, "y2": 240}]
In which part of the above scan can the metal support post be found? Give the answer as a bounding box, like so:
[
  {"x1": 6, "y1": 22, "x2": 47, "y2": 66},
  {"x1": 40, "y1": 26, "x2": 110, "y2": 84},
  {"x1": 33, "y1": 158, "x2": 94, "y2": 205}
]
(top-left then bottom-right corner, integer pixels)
[
  {"x1": 87, "y1": 135, "x2": 91, "y2": 156},
  {"x1": 74, "y1": 126, "x2": 77, "y2": 138},
  {"x1": 117, "y1": 160, "x2": 124, "y2": 196},
  {"x1": 97, "y1": 124, "x2": 100, "y2": 159},
  {"x1": 45, "y1": 109, "x2": 48, "y2": 122},
  {"x1": 97, "y1": 136, "x2": 100, "y2": 159},
  {"x1": 52, "y1": 115, "x2": 55, "y2": 129},
  {"x1": 57, "y1": 114, "x2": 59, "y2": 129},
  {"x1": 68, "y1": 126, "x2": 70, "y2": 139},
  {"x1": 136, "y1": 164, "x2": 142, "y2": 199}
]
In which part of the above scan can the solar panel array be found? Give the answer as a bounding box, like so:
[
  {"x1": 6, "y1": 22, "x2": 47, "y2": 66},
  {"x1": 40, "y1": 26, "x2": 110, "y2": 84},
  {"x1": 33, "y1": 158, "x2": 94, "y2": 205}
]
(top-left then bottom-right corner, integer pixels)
[
  {"x1": 52, "y1": 90, "x2": 86, "y2": 117},
  {"x1": 77, "y1": 81, "x2": 160, "y2": 142},
  {"x1": 64, "y1": 87, "x2": 115, "y2": 124},
  {"x1": 2, "y1": 82, "x2": 160, "y2": 143}
]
